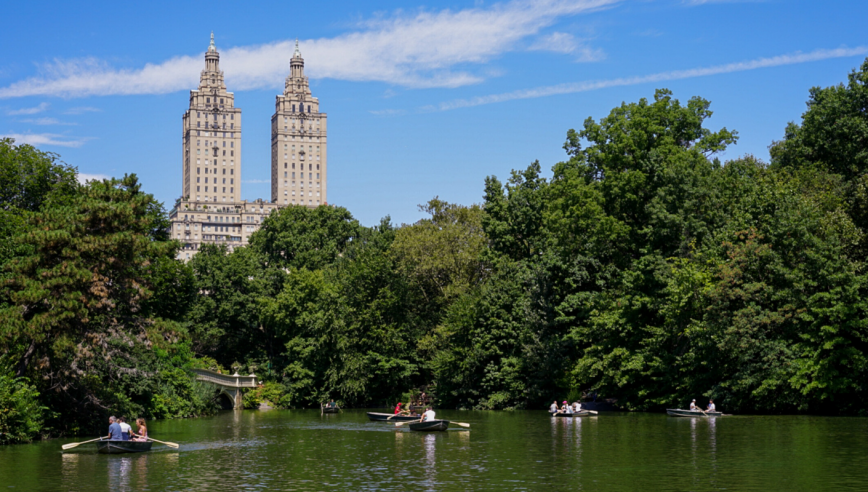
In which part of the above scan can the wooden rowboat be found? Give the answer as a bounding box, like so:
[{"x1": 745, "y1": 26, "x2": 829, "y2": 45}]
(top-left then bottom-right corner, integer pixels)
[
  {"x1": 551, "y1": 410, "x2": 591, "y2": 418},
  {"x1": 666, "y1": 408, "x2": 723, "y2": 418},
  {"x1": 322, "y1": 406, "x2": 340, "y2": 414},
  {"x1": 96, "y1": 440, "x2": 153, "y2": 454},
  {"x1": 366, "y1": 412, "x2": 422, "y2": 422},
  {"x1": 408, "y1": 420, "x2": 450, "y2": 432}
]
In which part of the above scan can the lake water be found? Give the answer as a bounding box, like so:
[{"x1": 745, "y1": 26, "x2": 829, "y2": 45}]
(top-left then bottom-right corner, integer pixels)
[{"x1": 1, "y1": 409, "x2": 866, "y2": 491}]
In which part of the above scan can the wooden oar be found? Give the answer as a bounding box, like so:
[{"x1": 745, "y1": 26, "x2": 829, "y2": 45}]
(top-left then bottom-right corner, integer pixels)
[
  {"x1": 394, "y1": 418, "x2": 423, "y2": 427},
  {"x1": 395, "y1": 420, "x2": 470, "y2": 428},
  {"x1": 147, "y1": 437, "x2": 180, "y2": 449},
  {"x1": 61, "y1": 437, "x2": 104, "y2": 450},
  {"x1": 586, "y1": 410, "x2": 599, "y2": 415}
]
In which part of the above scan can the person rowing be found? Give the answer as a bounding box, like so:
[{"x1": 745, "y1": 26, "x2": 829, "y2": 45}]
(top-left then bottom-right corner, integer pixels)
[
  {"x1": 421, "y1": 406, "x2": 436, "y2": 422},
  {"x1": 707, "y1": 399, "x2": 716, "y2": 412},
  {"x1": 394, "y1": 402, "x2": 403, "y2": 415},
  {"x1": 689, "y1": 399, "x2": 698, "y2": 412},
  {"x1": 105, "y1": 416, "x2": 127, "y2": 441},
  {"x1": 572, "y1": 401, "x2": 582, "y2": 413}
]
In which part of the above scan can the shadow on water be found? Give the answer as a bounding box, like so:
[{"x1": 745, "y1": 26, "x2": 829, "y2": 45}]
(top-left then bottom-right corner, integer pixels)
[{"x1": 3, "y1": 409, "x2": 868, "y2": 491}]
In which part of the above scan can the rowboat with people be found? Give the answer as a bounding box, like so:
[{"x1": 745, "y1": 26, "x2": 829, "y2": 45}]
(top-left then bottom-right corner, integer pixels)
[
  {"x1": 408, "y1": 419, "x2": 450, "y2": 432},
  {"x1": 366, "y1": 412, "x2": 422, "y2": 422},
  {"x1": 551, "y1": 410, "x2": 592, "y2": 417},
  {"x1": 96, "y1": 440, "x2": 154, "y2": 454},
  {"x1": 666, "y1": 408, "x2": 724, "y2": 417}
]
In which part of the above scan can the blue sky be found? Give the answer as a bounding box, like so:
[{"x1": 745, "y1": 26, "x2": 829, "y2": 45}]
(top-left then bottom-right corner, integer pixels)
[{"x1": 1, "y1": 0, "x2": 866, "y2": 226}]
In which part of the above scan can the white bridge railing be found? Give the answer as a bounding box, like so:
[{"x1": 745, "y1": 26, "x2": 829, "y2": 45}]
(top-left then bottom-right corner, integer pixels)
[{"x1": 191, "y1": 369, "x2": 258, "y2": 388}]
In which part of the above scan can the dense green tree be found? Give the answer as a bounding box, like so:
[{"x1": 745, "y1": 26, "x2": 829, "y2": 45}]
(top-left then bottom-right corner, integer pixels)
[
  {"x1": 0, "y1": 174, "x2": 199, "y2": 431},
  {"x1": 250, "y1": 204, "x2": 362, "y2": 270},
  {"x1": 770, "y1": 58, "x2": 868, "y2": 180}
]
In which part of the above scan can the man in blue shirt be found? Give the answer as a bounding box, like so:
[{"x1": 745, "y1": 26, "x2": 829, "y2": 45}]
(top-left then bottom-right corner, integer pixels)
[{"x1": 106, "y1": 416, "x2": 124, "y2": 441}]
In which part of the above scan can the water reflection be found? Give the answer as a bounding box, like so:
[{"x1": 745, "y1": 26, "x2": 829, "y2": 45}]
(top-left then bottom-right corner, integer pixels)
[
  {"x1": 107, "y1": 456, "x2": 133, "y2": 492},
  {"x1": 61, "y1": 451, "x2": 80, "y2": 484},
  {"x1": 5, "y1": 411, "x2": 868, "y2": 491}
]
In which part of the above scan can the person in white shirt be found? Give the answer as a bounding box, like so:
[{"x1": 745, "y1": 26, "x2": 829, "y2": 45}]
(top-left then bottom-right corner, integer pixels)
[
  {"x1": 572, "y1": 401, "x2": 582, "y2": 413},
  {"x1": 689, "y1": 399, "x2": 698, "y2": 412},
  {"x1": 422, "y1": 407, "x2": 436, "y2": 422},
  {"x1": 550, "y1": 401, "x2": 559, "y2": 414},
  {"x1": 118, "y1": 417, "x2": 133, "y2": 440},
  {"x1": 561, "y1": 401, "x2": 572, "y2": 414},
  {"x1": 707, "y1": 399, "x2": 716, "y2": 412}
]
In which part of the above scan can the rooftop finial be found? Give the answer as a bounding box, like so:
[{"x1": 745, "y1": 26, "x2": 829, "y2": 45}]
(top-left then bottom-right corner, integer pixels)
[
  {"x1": 209, "y1": 31, "x2": 216, "y2": 52},
  {"x1": 293, "y1": 39, "x2": 301, "y2": 58}
]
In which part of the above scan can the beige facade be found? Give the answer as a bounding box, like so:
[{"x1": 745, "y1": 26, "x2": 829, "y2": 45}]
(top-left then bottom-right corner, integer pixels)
[
  {"x1": 182, "y1": 33, "x2": 242, "y2": 204},
  {"x1": 169, "y1": 35, "x2": 328, "y2": 261},
  {"x1": 271, "y1": 41, "x2": 327, "y2": 206}
]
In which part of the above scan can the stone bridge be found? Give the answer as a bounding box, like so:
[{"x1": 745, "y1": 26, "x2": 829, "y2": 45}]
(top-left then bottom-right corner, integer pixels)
[{"x1": 192, "y1": 369, "x2": 259, "y2": 409}]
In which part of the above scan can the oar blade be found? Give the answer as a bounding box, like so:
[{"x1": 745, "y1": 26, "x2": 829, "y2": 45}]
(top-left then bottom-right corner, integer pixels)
[
  {"x1": 452, "y1": 422, "x2": 470, "y2": 428},
  {"x1": 61, "y1": 442, "x2": 80, "y2": 450},
  {"x1": 164, "y1": 442, "x2": 180, "y2": 449}
]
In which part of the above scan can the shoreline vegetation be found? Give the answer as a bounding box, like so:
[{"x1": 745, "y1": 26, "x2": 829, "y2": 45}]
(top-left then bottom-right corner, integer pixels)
[{"x1": 4, "y1": 59, "x2": 868, "y2": 444}]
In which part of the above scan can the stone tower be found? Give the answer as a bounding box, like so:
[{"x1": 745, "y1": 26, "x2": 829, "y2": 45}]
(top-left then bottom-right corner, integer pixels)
[
  {"x1": 271, "y1": 40, "x2": 328, "y2": 206},
  {"x1": 181, "y1": 32, "x2": 242, "y2": 203}
]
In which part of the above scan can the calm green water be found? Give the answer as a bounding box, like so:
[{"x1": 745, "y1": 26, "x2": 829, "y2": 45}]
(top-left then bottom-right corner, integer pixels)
[{"x1": 1, "y1": 410, "x2": 866, "y2": 491}]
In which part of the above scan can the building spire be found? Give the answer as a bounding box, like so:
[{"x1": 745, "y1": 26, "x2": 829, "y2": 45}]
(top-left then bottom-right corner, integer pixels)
[
  {"x1": 293, "y1": 39, "x2": 301, "y2": 58},
  {"x1": 209, "y1": 31, "x2": 216, "y2": 53}
]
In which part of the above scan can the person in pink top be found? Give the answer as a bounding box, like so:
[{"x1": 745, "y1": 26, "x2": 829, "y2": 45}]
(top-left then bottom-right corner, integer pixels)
[
  {"x1": 394, "y1": 402, "x2": 403, "y2": 415},
  {"x1": 131, "y1": 418, "x2": 148, "y2": 442}
]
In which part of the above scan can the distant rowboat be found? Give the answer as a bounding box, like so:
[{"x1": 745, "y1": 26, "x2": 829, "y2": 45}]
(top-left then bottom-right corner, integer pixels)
[
  {"x1": 366, "y1": 412, "x2": 422, "y2": 422},
  {"x1": 322, "y1": 407, "x2": 340, "y2": 414},
  {"x1": 551, "y1": 410, "x2": 591, "y2": 418},
  {"x1": 408, "y1": 419, "x2": 450, "y2": 432},
  {"x1": 96, "y1": 440, "x2": 153, "y2": 454},
  {"x1": 666, "y1": 408, "x2": 723, "y2": 417}
]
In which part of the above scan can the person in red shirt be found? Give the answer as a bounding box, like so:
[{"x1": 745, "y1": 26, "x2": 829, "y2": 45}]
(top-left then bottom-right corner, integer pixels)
[{"x1": 394, "y1": 402, "x2": 403, "y2": 414}]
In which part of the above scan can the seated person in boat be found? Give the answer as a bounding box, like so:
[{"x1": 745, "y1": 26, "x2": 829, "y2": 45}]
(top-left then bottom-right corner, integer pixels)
[
  {"x1": 394, "y1": 402, "x2": 403, "y2": 414},
  {"x1": 550, "y1": 401, "x2": 559, "y2": 413},
  {"x1": 572, "y1": 401, "x2": 582, "y2": 412},
  {"x1": 327, "y1": 399, "x2": 337, "y2": 408},
  {"x1": 560, "y1": 401, "x2": 572, "y2": 414},
  {"x1": 422, "y1": 407, "x2": 436, "y2": 422},
  {"x1": 118, "y1": 417, "x2": 133, "y2": 439},
  {"x1": 707, "y1": 399, "x2": 716, "y2": 412},
  {"x1": 106, "y1": 416, "x2": 126, "y2": 441},
  {"x1": 131, "y1": 418, "x2": 148, "y2": 442},
  {"x1": 689, "y1": 399, "x2": 698, "y2": 411}
]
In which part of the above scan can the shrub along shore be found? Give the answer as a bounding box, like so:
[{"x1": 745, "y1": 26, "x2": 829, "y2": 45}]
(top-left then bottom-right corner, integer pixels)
[{"x1": 4, "y1": 59, "x2": 868, "y2": 444}]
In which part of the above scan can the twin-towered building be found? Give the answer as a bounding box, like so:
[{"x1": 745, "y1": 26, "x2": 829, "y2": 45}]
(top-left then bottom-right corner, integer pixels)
[{"x1": 169, "y1": 34, "x2": 328, "y2": 260}]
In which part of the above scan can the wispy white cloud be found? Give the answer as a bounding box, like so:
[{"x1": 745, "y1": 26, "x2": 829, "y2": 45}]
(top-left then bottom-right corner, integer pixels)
[
  {"x1": 6, "y1": 102, "x2": 49, "y2": 115},
  {"x1": 20, "y1": 117, "x2": 77, "y2": 126},
  {"x1": 0, "y1": 0, "x2": 616, "y2": 98},
  {"x1": 529, "y1": 32, "x2": 581, "y2": 54},
  {"x1": 528, "y1": 32, "x2": 606, "y2": 61},
  {"x1": 77, "y1": 173, "x2": 111, "y2": 184},
  {"x1": 64, "y1": 106, "x2": 101, "y2": 115},
  {"x1": 370, "y1": 108, "x2": 407, "y2": 116},
  {"x1": 433, "y1": 46, "x2": 868, "y2": 111},
  {"x1": 1, "y1": 133, "x2": 92, "y2": 147}
]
